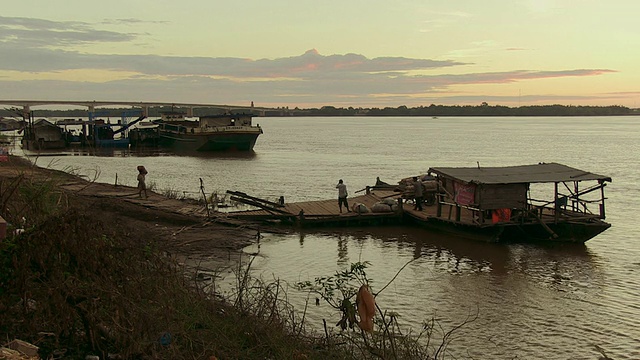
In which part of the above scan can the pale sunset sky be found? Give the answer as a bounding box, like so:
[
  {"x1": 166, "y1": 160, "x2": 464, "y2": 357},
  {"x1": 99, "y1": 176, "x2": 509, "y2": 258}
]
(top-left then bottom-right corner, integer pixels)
[{"x1": 1, "y1": 0, "x2": 639, "y2": 109}]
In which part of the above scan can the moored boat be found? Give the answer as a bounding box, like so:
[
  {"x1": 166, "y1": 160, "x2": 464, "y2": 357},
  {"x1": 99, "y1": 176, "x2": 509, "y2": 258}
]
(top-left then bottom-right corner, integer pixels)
[
  {"x1": 21, "y1": 118, "x2": 66, "y2": 150},
  {"x1": 129, "y1": 120, "x2": 160, "y2": 148},
  {"x1": 408, "y1": 162, "x2": 612, "y2": 243},
  {"x1": 157, "y1": 112, "x2": 263, "y2": 151}
]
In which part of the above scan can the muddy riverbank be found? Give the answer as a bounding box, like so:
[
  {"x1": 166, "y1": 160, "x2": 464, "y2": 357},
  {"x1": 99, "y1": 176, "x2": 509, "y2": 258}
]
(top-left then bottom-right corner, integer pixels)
[{"x1": 0, "y1": 156, "x2": 262, "y2": 269}]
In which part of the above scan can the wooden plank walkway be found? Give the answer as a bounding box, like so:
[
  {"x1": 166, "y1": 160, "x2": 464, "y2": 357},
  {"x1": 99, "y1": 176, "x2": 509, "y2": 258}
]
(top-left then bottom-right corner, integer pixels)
[
  {"x1": 226, "y1": 186, "x2": 482, "y2": 228},
  {"x1": 228, "y1": 191, "x2": 404, "y2": 226}
]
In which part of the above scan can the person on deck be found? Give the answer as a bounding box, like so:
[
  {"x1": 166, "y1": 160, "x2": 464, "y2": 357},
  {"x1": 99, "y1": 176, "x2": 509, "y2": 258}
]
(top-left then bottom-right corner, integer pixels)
[
  {"x1": 336, "y1": 179, "x2": 351, "y2": 213},
  {"x1": 137, "y1": 165, "x2": 148, "y2": 199},
  {"x1": 413, "y1": 176, "x2": 423, "y2": 211}
]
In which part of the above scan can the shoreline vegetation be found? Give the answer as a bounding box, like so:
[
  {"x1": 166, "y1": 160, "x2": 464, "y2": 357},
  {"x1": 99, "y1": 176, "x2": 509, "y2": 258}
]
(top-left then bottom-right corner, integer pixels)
[
  {"x1": 1, "y1": 103, "x2": 636, "y2": 118},
  {"x1": 0, "y1": 156, "x2": 468, "y2": 359}
]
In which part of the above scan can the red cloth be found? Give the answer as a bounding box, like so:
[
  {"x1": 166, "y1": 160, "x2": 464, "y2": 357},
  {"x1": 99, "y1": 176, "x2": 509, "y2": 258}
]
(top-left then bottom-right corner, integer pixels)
[{"x1": 492, "y1": 208, "x2": 512, "y2": 224}]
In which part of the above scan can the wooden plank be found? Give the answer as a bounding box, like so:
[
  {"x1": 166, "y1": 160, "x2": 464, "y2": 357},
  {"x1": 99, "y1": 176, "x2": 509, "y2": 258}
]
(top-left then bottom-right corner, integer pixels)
[
  {"x1": 229, "y1": 196, "x2": 290, "y2": 214},
  {"x1": 227, "y1": 190, "x2": 284, "y2": 208}
]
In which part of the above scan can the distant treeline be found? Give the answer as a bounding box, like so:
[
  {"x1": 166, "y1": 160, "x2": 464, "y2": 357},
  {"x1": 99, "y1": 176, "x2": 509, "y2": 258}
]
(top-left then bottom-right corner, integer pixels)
[
  {"x1": 280, "y1": 104, "x2": 636, "y2": 117},
  {"x1": 1, "y1": 104, "x2": 636, "y2": 118}
]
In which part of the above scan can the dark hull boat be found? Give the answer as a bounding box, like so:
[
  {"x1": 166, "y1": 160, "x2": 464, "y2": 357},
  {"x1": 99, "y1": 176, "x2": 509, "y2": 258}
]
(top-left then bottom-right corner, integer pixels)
[{"x1": 157, "y1": 112, "x2": 262, "y2": 152}]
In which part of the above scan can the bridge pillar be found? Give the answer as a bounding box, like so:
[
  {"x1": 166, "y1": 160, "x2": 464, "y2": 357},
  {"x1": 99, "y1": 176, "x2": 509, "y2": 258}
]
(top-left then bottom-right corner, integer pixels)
[{"x1": 21, "y1": 105, "x2": 30, "y2": 120}]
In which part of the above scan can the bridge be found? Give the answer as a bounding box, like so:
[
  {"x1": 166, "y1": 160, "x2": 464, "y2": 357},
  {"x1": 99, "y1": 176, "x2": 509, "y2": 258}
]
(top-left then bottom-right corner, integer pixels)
[{"x1": 0, "y1": 100, "x2": 273, "y2": 118}]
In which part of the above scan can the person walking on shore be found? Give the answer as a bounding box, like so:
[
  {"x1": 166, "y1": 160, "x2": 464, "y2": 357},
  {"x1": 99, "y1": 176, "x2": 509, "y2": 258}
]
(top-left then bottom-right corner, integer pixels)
[
  {"x1": 336, "y1": 179, "x2": 351, "y2": 213},
  {"x1": 137, "y1": 165, "x2": 148, "y2": 199}
]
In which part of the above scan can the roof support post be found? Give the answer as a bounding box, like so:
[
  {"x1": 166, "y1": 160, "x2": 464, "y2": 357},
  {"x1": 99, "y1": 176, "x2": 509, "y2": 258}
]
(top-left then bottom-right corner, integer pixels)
[
  {"x1": 574, "y1": 181, "x2": 579, "y2": 212},
  {"x1": 554, "y1": 182, "x2": 559, "y2": 223},
  {"x1": 599, "y1": 181, "x2": 606, "y2": 219}
]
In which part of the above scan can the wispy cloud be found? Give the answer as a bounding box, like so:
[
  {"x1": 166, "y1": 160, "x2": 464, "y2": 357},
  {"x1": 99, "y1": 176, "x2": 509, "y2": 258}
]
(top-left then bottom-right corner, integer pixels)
[{"x1": 419, "y1": 11, "x2": 471, "y2": 32}]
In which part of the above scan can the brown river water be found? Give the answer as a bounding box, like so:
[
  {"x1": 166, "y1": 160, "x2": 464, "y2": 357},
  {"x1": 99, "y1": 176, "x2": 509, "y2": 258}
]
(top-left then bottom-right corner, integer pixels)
[{"x1": 15, "y1": 116, "x2": 640, "y2": 359}]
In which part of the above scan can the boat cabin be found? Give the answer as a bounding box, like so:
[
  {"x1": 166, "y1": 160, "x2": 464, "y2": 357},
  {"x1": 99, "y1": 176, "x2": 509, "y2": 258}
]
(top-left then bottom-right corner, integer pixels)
[
  {"x1": 428, "y1": 163, "x2": 611, "y2": 226},
  {"x1": 21, "y1": 118, "x2": 65, "y2": 150},
  {"x1": 199, "y1": 113, "x2": 255, "y2": 128},
  {"x1": 160, "y1": 111, "x2": 187, "y2": 121}
]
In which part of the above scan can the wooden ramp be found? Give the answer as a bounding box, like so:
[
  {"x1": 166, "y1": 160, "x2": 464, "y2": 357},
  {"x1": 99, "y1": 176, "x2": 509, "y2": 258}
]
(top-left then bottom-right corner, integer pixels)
[{"x1": 227, "y1": 191, "x2": 403, "y2": 227}]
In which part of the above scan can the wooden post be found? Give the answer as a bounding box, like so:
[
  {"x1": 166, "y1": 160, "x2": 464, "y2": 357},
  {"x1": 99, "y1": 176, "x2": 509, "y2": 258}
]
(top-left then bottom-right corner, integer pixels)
[
  {"x1": 199, "y1": 178, "x2": 210, "y2": 218},
  {"x1": 0, "y1": 215, "x2": 6, "y2": 241},
  {"x1": 455, "y1": 205, "x2": 461, "y2": 222}
]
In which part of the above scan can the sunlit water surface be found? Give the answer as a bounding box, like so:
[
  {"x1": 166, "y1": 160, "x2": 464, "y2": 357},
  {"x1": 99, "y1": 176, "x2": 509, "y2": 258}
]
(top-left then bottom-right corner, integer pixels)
[{"x1": 15, "y1": 116, "x2": 640, "y2": 359}]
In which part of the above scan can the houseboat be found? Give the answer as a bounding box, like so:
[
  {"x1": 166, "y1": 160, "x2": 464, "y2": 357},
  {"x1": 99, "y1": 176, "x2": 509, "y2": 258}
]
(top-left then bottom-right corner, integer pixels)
[
  {"x1": 410, "y1": 163, "x2": 611, "y2": 243},
  {"x1": 21, "y1": 118, "x2": 66, "y2": 150},
  {"x1": 157, "y1": 112, "x2": 263, "y2": 151}
]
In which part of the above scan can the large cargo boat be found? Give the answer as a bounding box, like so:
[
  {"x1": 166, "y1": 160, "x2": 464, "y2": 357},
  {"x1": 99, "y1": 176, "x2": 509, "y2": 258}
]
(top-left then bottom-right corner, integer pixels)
[{"x1": 157, "y1": 112, "x2": 263, "y2": 151}]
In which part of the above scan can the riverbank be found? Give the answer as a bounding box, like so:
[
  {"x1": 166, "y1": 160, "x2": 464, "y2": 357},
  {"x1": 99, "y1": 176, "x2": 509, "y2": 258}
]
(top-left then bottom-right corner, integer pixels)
[
  {"x1": 1, "y1": 155, "x2": 261, "y2": 267},
  {"x1": 0, "y1": 156, "x2": 342, "y2": 359}
]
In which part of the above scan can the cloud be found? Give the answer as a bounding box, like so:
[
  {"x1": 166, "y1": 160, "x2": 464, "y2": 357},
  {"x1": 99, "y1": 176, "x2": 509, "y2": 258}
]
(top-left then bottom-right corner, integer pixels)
[
  {"x1": 426, "y1": 69, "x2": 617, "y2": 86},
  {"x1": 0, "y1": 42, "x2": 465, "y2": 78},
  {"x1": 0, "y1": 16, "x2": 138, "y2": 48},
  {"x1": 0, "y1": 16, "x2": 621, "y2": 107}
]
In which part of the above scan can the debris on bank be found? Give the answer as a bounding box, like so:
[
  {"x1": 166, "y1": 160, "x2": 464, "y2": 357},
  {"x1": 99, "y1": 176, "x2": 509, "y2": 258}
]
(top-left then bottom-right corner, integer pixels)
[{"x1": 1, "y1": 339, "x2": 39, "y2": 359}]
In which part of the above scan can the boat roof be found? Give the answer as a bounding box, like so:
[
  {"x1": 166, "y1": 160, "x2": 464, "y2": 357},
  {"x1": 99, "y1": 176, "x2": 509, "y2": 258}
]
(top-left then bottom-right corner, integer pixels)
[{"x1": 428, "y1": 163, "x2": 611, "y2": 185}]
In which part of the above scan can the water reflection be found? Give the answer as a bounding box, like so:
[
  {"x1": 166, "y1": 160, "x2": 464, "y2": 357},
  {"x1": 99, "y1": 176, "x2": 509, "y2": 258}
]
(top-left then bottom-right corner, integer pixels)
[
  {"x1": 276, "y1": 225, "x2": 603, "y2": 324},
  {"x1": 247, "y1": 226, "x2": 607, "y2": 358},
  {"x1": 162, "y1": 148, "x2": 258, "y2": 160},
  {"x1": 292, "y1": 226, "x2": 599, "y2": 284},
  {"x1": 21, "y1": 146, "x2": 258, "y2": 160}
]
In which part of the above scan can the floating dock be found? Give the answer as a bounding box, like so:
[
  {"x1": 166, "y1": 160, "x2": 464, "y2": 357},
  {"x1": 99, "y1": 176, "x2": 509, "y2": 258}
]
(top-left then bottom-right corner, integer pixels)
[
  {"x1": 226, "y1": 188, "x2": 409, "y2": 227},
  {"x1": 225, "y1": 187, "x2": 461, "y2": 228}
]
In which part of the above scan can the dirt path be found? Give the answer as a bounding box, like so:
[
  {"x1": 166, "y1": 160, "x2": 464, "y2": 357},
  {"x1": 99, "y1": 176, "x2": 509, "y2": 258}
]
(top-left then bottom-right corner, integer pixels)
[{"x1": 1, "y1": 156, "x2": 266, "y2": 270}]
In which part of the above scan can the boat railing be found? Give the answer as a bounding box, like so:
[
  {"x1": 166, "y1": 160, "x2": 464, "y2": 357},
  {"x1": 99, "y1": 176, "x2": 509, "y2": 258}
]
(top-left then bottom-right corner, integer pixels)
[
  {"x1": 529, "y1": 196, "x2": 602, "y2": 218},
  {"x1": 435, "y1": 194, "x2": 604, "y2": 226}
]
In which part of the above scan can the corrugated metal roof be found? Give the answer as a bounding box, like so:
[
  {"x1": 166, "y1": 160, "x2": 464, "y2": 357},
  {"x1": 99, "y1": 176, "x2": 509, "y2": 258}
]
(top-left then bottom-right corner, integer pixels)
[{"x1": 428, "y1": 163, "x2": 611, "y2": 185}]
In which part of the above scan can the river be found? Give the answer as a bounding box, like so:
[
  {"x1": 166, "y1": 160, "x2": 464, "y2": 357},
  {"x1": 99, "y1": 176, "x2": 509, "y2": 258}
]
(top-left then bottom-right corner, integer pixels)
[{"x1": 13, "y1": 116, "x2": 640, "y2": 359}]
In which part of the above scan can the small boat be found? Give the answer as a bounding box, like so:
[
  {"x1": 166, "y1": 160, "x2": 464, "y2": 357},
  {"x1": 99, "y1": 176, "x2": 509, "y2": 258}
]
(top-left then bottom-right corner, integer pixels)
[
  {"x1": 157, "y1": 112, "x2": 263, "y2": 151},
  {"x1": 407, "y1": 163, "x2": 611, "y2": 243}
]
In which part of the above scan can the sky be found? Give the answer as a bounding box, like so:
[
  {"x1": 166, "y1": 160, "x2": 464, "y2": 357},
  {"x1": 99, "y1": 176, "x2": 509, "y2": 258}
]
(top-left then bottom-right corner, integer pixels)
[{"x1": 1, "y1": 0, "x2": 639, "y2": 109}]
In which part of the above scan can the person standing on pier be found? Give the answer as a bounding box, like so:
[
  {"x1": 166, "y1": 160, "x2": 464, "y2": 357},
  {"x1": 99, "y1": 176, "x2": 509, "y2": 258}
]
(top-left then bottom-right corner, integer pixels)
[
  {"x1": 413, "y1": 176, "x2": 423, "y2": 211},
  {"x1": 336, "y1": 179, "x2": 351, "y2": 213},
  {"x1": 137, "y1": 165, "x2": 148, "y2": 199}
]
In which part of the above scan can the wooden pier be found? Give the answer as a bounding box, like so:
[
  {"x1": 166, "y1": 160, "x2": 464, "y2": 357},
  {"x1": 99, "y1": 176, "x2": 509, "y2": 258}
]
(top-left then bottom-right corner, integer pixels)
[
  {"x1": 226, "y1": 185, "x2": 481, "y2": 229},
  {"x1": 227, "y1": 189, "x2": 408, "y2": 227}
]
